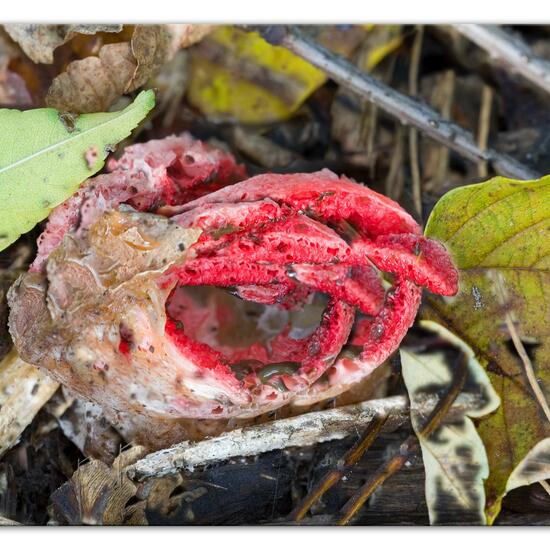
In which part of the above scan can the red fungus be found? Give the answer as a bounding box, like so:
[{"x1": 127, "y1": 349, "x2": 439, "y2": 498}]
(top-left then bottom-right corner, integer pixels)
[{"x1": 9, "y1": 134, "x2": 458, "y2": 433}]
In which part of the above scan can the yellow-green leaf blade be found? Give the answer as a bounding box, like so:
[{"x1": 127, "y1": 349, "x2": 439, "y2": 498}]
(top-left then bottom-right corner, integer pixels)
[
  {"x1": 424, "y1": 175, "x2": 550, "y2": 523},
  {"x1": 0, "y1": 89, "x2": 155, "y2": 252}
]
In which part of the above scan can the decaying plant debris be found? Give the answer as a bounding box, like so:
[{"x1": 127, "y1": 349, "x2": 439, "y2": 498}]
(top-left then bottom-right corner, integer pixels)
[{"x1": 0, "y1": 23, "x2": 549, "y2": 526}]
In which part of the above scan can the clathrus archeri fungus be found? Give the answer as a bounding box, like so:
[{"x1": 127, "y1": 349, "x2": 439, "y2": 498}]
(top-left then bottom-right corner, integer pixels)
[{"x1": 8, "y1": 134, "x2": 458, "y2": 446}]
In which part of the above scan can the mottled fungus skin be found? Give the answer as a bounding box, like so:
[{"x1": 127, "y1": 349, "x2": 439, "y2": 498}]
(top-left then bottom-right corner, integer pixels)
[{"x1": 9, "y1": 134, "x2": 458, "y2": 429}]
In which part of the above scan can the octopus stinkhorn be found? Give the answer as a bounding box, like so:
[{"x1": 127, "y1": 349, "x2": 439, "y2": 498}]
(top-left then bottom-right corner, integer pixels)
[{"x1": 8, "y1": 134, "x2": 458, "y2": 446}]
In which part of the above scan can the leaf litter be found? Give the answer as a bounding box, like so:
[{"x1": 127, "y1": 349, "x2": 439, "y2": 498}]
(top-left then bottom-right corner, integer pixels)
[{"x1": 0, "y1": 23, "x2": 549, "y2": 526}]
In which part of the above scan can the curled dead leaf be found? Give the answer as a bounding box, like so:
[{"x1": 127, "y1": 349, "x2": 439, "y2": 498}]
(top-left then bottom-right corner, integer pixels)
[
  {"x1": 506, "y1": 438, "x2": 550, "y2": 496},
  {"x1": 0, "y1": 32, "x2": 33, "y2": 108},
  {"x1": 128, "y1": 25, "x2": 172, "y2": 92},
  {"x1": 4, "y1": 24, "x2": 123, "y2": 64},
  {"x1": 46, "y1": 43, "x2": 136, "y2": 113},
  {"x1": 46, "y1": 24, "x2": 215, "y2": 113},
  {"x1": 49, "y1": 446, "x2": 196, "y2": 526},
  {"x1": 166, "y1": 24, "x2": 216, "y2": 50},
  {"x1": 50, "y1": 446, "x2": 146, "y2": 525}
]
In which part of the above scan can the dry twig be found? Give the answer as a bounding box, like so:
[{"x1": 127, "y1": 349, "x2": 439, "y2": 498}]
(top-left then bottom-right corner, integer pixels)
[
  {"x1": 434, "y1": 70, "x2": 456, "y2": 185},
  {"x1": 385, "y1": 124, "x2": 405, "y2": 199},
  {"x1": 493, "y1": 272, "x2": 550, "y2": 424},
  {"x1": 336, "y1": 353, "x2": 469, "y2": 525},
  {"x1": 408, "y1": 25, "x2": 424, "y2": 219},
  {"x1": 247, "y1": 25, "x2": 539, "y2": 181},
  {"x1": 127, "y1": 393, "x2": 482, "y2": 481},
  {"x1": 289, "y1": 415, "x2": 387, "y2": 521},
  {"x1": 337, "y1": 435, "x2": 419, "y2": 525},
  {"x1": 477, "y1": 84, "x2": 493, "y2": 178},
  {"x1": 455, "y1": 24, "x2": 550, "y2": 98}
]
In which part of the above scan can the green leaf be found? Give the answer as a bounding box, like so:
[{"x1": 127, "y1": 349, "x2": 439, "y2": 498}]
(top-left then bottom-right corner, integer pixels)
[
  {"x1": 424, "y1": 175, "x2": 550, "y2": 523},
  {"x1": 401, "y1": 321, "x2": 500, "y2": 525},
  {"x1": 0, "y1": 89, "x2": 155, "y2": 252}
]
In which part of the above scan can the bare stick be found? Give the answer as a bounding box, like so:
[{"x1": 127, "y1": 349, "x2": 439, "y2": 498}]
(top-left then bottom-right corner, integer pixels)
[
  {"x1": 337, "y1": 434, "x2": 418, "y2": 525},
  {"x1": 127, "y1": 393, "x2": 482, "y2": 481},
  {"x1": 248, "y1": 26, "x2": 539, "y2": 181},
  {"x1": 477, "y1": 84, "x2": 493, "y2": 178},
  {"x1": 408, "y1": 26, "x2": 424, "y2": 219},
  {"x1": 455, "y1": 24, "x2": 550, "y2": 97},
  {"x1": 434, "y1": 70, "x2": 455, "y2": 186},
  {"x1": 504, "y1": 314, "x2": 550, "y2": 424},
  {"x1": 337, "y1": 353, "x2": 469, "y2": 525},
  {"x1": 290, "y1": 414, "x2": 387, "y2": 521},
  {"x1": 493, "y1": 272, "x2": 550, "y2": 425},
  {"x1": 385, "y1": 124, "x2": 404, "y2": 199}
]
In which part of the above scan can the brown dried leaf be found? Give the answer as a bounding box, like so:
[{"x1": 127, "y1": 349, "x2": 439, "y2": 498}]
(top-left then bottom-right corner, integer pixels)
[
  {"x1": 125, "y1": 474, "x2": 186, "y2": 525},
  {"x1": 128, "y1": 25, "x2": 172, "y2": 92},
  {"x1": 46, "y1": 24, "x2": 214, "y2": 113},
  {"x1": 50, "y1": 446, "x2": 147, "y2": 525},
  {"x1": 0, "y1": 68, "x2": 32, "y2": 108},
  {"x1": 46, "y1": 43, "x2": 135, "y2": 112},
  {"x1": 166, "y1": 24, "x2": 216, "y2": 50},
  {"x1": 0, "y1": 32, "x2": 32, "y2": 108},
  {"x1": 3, "y1": 24, "x2": 123, "y2": 64}
]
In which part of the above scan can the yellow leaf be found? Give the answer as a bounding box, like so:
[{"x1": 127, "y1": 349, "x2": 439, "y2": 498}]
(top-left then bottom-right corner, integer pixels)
[{"x1": 187, "y1": 26, "x2": 373, "y2": 124}]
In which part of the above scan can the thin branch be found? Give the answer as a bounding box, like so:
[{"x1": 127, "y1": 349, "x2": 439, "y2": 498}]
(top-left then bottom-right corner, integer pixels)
[
  {"x1": 419, "y1": 353, "x2": 469, "y2": 439},
  {"x1": 127, "y1": 395, "x2": 408, "y2": 480},
  {"x1": 455, "y1": 24, "x2": 550, "y2": 98},
  {"x1": 493, "y1": 272, "x2": 550, "y2": 425},
  {"x1": 337, "y1": 434, "x2": 418, "y2": 525},
  {"x1": 385, "y1": 124, "x2": 405, "y2": 199},
  {"x1": 477, "y1": 84, "x2": 493, "y2": 178},
  {"x1": 503, "y1": 313, "x2": 550, "y2": 425},
  {"x1": 336, "y1": 353, "x2": 468, "y2": 525},
  {"x1": 434, "y1": 69, "x2": 455, "y2": 187},
  {"x1": 408, "y1": 25, "x2": 424, "y2": 219},
  {"x1": 504, "y1": 313, "x2": 550, "y2": 422},
  {"x1": 290, "y1": 354, "x2": 469, "y2": 524},
  {"x1": 289, "y1": 414, "x2": 387, "y2": 521},
  {"x1": 247, "y1": 25, "x2": 539, "y2": 181},
  {"x1": 127, "y1": 393, "x2": 482, "y2": 481}
]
